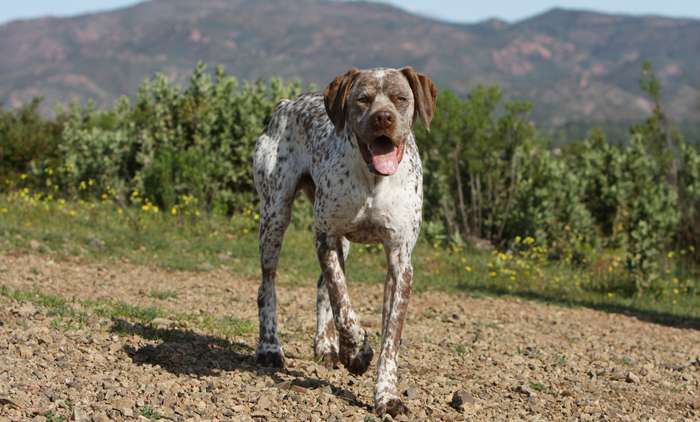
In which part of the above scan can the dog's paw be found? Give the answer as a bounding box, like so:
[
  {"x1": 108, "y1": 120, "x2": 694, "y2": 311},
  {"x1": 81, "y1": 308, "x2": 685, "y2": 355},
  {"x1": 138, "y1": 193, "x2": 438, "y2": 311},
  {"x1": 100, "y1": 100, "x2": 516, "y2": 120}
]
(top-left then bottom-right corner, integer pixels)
[
  {"x1": 342, "y1": 335, "x2": 373, "y2": 376},
  {"x1": 255, "y1": 348, "x2": 285, "y2": 368},
  {"x1": 375, "y1": 397, "x2": 410, "y2": 418}
]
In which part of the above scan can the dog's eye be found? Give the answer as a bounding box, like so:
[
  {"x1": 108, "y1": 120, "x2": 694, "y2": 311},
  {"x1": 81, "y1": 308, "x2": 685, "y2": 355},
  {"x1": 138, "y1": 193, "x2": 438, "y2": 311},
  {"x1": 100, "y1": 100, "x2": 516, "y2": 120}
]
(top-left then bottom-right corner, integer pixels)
[
  {"x1": 357, "y1": 95, "x2": 371, "y2": 104},
  {"x1": 397, "y1": 96, "x2": 408, "y2": 102}
]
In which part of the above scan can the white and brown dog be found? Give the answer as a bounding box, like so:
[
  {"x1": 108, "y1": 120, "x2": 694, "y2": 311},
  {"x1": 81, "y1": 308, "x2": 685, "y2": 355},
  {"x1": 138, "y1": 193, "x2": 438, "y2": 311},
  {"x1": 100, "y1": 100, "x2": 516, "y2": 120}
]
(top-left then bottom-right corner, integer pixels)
[{"x1": 253, "y1": 67, "x2": 437, "y2": 417}]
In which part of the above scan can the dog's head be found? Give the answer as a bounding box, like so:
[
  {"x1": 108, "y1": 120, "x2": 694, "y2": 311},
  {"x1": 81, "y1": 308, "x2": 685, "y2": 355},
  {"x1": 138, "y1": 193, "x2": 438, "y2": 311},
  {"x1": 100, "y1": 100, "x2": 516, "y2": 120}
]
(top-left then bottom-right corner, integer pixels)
[{"x1": 323, "y1": 67, "x2": 437, "y2": 176}]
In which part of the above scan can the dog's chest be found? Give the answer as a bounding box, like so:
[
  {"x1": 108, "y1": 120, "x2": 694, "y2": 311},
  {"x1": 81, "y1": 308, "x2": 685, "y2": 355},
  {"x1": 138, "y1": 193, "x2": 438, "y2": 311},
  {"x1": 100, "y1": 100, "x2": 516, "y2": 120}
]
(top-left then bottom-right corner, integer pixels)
[
  {"x1": 344, "y1": 186, "x2": 415, "y2": 244},
  {"x1": 314, "y1": 142, "x2": 421, "y2": 244}
]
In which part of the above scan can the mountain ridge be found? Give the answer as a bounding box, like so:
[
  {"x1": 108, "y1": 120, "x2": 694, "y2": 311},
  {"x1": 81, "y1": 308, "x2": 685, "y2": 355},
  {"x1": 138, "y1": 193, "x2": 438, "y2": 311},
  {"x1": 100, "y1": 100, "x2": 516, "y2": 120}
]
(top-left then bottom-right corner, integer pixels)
[{"x1": 1, "y1": 0, "x2": 698, "y2": 137}]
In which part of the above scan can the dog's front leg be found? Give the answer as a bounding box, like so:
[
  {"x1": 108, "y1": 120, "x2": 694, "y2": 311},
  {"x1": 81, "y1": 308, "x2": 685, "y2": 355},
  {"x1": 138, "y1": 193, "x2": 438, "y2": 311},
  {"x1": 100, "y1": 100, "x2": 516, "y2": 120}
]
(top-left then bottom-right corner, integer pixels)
[
  {"x1": 315, "y1": 232, "x2": 373, "y2": 375},
  {"x1": 375, "y1": 243, "x2": 413, "y2": 417}
]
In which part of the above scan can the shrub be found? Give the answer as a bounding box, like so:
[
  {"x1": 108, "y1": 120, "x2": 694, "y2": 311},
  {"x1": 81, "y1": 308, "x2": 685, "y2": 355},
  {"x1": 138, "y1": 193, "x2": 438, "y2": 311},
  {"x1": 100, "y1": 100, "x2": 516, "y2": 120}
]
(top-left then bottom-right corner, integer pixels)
[
  {"x1": 1, "y1": 61, "x2": 696, "y2": 286},
  {"x1": 0, "y1": 98, "x2": 64, "y2": 184},
  {"x1": 53, "y1": 63, "x2": 303, "y2": 213},
  {"x1": 417, "y1": 87, "x2": 595, "y2": 254}
]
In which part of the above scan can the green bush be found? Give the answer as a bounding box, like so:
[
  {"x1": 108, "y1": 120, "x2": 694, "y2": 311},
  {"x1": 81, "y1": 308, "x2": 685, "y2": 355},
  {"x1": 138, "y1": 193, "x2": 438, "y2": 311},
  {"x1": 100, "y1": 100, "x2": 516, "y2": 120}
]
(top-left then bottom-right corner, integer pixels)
[
  {"x1": 678, "y1": 142, "x2": 700, "y2": 262},
  {"x1": 417, "y1": 87, "x2": 595, "y2": 255},
  {"x1": 0, "y1": 61, "x2": 697, "y2": 292},
  {"x1": 0, "y1": 98, "x2": 64, "y2": 185},
  {"x1": 54, "y1": 63, "x2": 302, "y2": 213}
]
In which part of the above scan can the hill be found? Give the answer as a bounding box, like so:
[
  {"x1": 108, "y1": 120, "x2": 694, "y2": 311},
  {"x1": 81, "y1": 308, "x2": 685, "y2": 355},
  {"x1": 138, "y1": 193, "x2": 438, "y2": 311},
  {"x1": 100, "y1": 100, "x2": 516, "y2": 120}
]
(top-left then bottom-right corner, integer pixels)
[{"x1": 1, "y1": 0, "x2": 699, "y2": 138}]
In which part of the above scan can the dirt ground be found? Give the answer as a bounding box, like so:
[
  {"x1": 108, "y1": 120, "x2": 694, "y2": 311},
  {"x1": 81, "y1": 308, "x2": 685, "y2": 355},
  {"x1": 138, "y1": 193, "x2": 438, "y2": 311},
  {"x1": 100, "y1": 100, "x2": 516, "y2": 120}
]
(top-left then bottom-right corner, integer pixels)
[{"x1": 1, "y1": 253, "x2": 699, "y2": 421}]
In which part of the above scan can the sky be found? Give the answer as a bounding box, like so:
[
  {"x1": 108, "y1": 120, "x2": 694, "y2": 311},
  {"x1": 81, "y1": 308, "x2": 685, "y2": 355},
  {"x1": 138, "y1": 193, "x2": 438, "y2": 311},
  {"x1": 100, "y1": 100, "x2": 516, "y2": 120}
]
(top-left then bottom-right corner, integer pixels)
[{"x1": 1, "y1": 0, "x2": 699, "y2": 25}]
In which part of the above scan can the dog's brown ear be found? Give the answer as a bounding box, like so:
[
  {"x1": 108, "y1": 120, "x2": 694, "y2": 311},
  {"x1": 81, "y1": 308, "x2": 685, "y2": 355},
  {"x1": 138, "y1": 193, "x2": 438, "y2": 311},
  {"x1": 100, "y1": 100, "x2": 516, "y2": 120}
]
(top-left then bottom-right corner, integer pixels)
[
  {"x1": 323, "y1": 68, "x2": 360, "y2": 135},
  {"x1": 400, "y1": 66, "x2": 438, "y2": 130}
]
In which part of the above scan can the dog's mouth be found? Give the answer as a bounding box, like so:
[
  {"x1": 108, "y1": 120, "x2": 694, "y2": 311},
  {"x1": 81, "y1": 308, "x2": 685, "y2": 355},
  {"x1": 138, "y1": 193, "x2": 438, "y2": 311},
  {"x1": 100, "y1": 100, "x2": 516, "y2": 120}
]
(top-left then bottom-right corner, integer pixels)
[{"x1": 359, "y1": 135, "x2": 405, "y2": 176}]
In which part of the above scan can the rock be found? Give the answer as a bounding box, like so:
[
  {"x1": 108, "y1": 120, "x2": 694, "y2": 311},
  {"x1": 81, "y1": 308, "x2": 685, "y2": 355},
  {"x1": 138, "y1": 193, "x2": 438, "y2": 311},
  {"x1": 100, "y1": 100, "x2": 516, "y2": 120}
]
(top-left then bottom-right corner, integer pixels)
[
  {"x1": 513, "y1": 385, "x2": 532, "y2": 396},
  {"x1": 661, "y1": 362, "x2": 687, "y2": 371},
  {"x1": 198, "y1": 262, "x2": 215, "y2": 271},
  {"x1": 251, "y1": 410, "x2": 271, "y2": 419},
  {"x1": 113, "y1": 399, "x2": 134, "y2": 417},
  {"x1": 626, "y1": 372, "x2": 640, "y2": 383},
  {"x1": 256, "y1": 395, "x2": 272, "y2": 411},
  {"x1": 610, "y1": 370, "x2": 627, "y2": 381},
  {"x1": 14, "y1": 303, "x2": 38, "y2": 318},
  {"x1": 150, "y1": 318, "x2": 175, "y2": 328},
  {"x1": 290, "y1": 385, "x2": 308, "y2": 394},
  {"x1": 160, "y1": 407, "x2": 176, "y2": 419},
  {"x1": 403, "y1": 387, "x2": 419, "y2": 400},
  {"x1": 450, "y1": 390, "x2": 475, "y2": 410},
  {"x1": 73, "y1": 405, "x2": 90, "y2": 422},
  {"x1": 0, "y1": 397, "x2": 20, "y2": 409},
  {"x1": 527, "y1": 396, "x2": 544, "y2": 413},
  {"x1": 18, "y1": 346, "x2": 33, "y2": 358},
  {"x1": 195, "y1": 400, "x2": 207, "y2": 414},
  {"x1": 275, "y1": 381, "x2": 292, "y2": 390},
  {"x1": 91, "y1": 414, "x2": 110, "y2": 422},
  {"x1": 319, "y1": 385, "x2": 333, "y2": 395}
]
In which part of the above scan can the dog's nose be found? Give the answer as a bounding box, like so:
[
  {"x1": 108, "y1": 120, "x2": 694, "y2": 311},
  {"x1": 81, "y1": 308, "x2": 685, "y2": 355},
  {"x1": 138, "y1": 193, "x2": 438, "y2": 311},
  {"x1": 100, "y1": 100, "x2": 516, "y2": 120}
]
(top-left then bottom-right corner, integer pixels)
[{"x1": 373, "y1": 111, "x2": 394, "y2": 129}]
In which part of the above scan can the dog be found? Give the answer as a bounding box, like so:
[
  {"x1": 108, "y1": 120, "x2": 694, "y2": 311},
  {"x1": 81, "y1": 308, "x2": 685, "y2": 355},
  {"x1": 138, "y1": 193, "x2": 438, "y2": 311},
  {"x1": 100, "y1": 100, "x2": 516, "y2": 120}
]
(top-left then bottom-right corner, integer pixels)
[{"x1": 253, "y1": 66, "x2": 437, "y2": 417}]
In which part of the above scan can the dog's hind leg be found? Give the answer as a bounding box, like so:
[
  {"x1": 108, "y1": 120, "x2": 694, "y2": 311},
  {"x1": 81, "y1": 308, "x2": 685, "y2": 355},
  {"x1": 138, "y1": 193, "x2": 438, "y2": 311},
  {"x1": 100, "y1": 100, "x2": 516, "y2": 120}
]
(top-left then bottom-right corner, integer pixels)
[
  {"x1": 253, "y1": 129, "x2": 301, "y2": 368},
  {"x1": 314, "y1": 237, "x2": 349, "y2": 368},
  {"x1": 255, "y1": 191, "x2": 293, "y2": 368}
]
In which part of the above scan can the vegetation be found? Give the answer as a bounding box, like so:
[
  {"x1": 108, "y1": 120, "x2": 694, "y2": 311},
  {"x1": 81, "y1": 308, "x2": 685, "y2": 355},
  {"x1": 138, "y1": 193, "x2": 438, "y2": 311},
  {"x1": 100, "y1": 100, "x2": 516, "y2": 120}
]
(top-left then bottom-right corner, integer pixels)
[
  {"x1": 0, "y1": 62, "x2": 698, "y2": 317},
  {"x1": 0, "y1": 185, "x2": 697, "y2": 324}
]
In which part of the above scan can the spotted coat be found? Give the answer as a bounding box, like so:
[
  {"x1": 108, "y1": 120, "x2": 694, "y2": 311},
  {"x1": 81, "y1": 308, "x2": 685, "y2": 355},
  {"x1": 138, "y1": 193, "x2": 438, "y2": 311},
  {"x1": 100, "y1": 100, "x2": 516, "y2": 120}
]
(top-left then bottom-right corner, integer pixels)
[{"x1": 252, "y1": 67, "x2": 437, "y2": 418}]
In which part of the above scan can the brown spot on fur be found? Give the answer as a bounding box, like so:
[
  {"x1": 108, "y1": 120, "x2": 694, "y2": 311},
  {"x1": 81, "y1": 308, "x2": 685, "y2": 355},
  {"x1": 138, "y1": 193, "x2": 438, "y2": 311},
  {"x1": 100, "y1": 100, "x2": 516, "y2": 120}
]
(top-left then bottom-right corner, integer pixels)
[
  {"x1": 400, "y1": 67, "x2": 438, "y2": 129},
  {"x1": 323, "y1": 68, "x2": 360, "y2": 134}
]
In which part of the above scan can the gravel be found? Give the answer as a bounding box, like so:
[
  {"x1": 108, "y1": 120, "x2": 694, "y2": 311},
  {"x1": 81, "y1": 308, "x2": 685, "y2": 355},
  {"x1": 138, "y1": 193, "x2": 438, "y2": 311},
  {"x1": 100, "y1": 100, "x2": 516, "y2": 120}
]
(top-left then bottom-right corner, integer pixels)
[{"x1": 1, "y1": 253, "x2": 699, "y2": 420}]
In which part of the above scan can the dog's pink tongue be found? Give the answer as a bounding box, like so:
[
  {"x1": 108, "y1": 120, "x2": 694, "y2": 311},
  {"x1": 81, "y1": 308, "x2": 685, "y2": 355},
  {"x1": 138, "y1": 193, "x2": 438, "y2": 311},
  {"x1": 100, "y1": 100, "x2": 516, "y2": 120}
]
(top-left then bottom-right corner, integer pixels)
[{"x1": 370, "y1": 141, "x2": 399, "y2": 175}]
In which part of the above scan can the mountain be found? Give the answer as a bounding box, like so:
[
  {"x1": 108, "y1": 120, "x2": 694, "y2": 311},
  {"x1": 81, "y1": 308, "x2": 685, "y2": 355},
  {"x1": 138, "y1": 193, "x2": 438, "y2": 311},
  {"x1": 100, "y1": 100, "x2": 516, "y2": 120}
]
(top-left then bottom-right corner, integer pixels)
[{"x1": 1, "y1": 0, "x2": 699, "y2": 138}]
